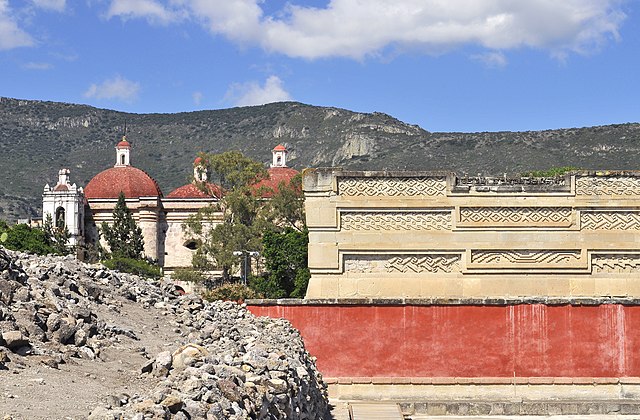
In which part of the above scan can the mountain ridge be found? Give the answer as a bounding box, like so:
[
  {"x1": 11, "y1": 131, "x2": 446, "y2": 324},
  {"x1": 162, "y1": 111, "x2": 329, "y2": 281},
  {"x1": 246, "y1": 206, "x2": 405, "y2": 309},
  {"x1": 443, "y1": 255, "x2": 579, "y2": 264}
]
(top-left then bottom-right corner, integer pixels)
[{"x1": 1, "y1": 96, "x2": 639, "y2": 221}]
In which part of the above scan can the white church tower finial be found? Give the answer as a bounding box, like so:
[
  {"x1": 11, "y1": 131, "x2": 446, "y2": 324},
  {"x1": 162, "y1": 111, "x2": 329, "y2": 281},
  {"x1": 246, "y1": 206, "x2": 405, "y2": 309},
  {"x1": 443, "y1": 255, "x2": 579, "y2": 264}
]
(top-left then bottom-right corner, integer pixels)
[
  {"x1": 271, "y1": 144, "x2": 288, "y2": 168},
  {"x1": 115, "y1": 136, "x2": 131, "y2": 167}
]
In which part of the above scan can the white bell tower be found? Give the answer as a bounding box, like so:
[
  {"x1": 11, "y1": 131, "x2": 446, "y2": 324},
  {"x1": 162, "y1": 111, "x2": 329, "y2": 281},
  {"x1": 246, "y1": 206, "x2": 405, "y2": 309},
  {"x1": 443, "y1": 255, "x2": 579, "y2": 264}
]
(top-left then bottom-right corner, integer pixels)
[
  {"x1": 115, "y1": 136, "x2": 131, "y2": 167},
  {"x1": 271, "y1": 144, "x2": 288, "y2": 168},
  {"x1": 42, "y1": 169, "x2": 85, "y2": 247}
]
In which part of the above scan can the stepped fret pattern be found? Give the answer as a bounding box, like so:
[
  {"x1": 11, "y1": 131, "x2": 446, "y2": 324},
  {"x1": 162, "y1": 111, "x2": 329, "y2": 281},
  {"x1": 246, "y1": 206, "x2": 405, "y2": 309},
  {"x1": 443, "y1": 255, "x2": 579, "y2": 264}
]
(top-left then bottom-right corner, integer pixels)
[
  {"x1": 581, "y1": 211, "x2": 640, "y2": 230},
  {"x1": 576, "y1": 177, "x2": 640, "y2": 196},
  {"x1": 344, "y1": 254, "x2": 460, "y2": 273},
  {"x1": 472, "y1": 250, "x2": 581, "y2": 265},
  {"x1": 341, "y1": 211, "x2": 452, "y2": 231},
  {"x1": 592, "y1": 254, "x2": 640, "y2": 273},
  {"x1": 338, "y1": 177, "x2": 446, "y2": 197},
  {"x1": 385, "y1": 255, "x2": 460, "y2": 273},
  {"x1": 460, "y1": 207, "x2": 571, "y2": 224}
]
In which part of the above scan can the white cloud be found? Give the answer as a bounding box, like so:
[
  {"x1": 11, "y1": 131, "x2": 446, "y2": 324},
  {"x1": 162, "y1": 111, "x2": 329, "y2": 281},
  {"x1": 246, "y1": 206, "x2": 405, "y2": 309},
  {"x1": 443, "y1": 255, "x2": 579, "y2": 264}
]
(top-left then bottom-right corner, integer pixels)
[
  {"x1": 0, "y1": 0, "x2": 34, "y2": 50},
  {"x1": 192, "y1": 91, "x2": 203, "y2": 105},
  {"x1": 22, "y1": 61, "x2": 53, "y2": 70},
  {"x1": 106, "y1": 0, "x2": 182, "y2": 24},
  {"x1": 31, "y1": 0, "x2": 66, "y2": 12},
  {"x1": 225, "y1": 75, "x2": 292, "y2": 107},
  {"x1": 471, "y1": 51, "x2": 507, "y2": 68},
  {"x1": 84, "y1": 75, "x2": 141, "y2": 103},
  {"x1": 119, "y1": 0, "x2": 627, "y2": 60}
]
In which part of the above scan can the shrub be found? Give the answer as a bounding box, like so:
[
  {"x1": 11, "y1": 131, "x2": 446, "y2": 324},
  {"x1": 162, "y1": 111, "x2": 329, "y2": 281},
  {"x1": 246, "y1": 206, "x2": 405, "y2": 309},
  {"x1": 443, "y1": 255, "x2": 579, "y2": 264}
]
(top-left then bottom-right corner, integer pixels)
[
  {"x1": 1, "y1": 223, "x2": 55, "y2": 255},
  {"x1": 102, "y1": 257, "x2": 161, "y2": 278},
  {"x1": 202, "y1": 283, "x2": 263, "y2": 302},
  {"x1": 172, "y1": 267, "x2": 206, "y2": 283}
]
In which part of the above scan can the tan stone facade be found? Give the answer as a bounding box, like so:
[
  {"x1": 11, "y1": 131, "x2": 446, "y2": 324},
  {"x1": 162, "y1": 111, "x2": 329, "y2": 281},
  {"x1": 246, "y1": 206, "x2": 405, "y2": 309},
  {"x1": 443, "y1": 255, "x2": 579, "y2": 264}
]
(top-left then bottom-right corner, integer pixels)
[{"x1": 303, "y1": 169, "x2": 640, "y2": 298}]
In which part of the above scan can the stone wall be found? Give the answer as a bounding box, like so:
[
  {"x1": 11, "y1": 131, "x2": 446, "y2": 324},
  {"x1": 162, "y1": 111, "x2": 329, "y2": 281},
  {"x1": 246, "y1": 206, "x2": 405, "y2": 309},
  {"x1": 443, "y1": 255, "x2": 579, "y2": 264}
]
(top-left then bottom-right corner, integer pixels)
[{"x1": 303, "y1": 169, "x2": 640, "y2": 298}]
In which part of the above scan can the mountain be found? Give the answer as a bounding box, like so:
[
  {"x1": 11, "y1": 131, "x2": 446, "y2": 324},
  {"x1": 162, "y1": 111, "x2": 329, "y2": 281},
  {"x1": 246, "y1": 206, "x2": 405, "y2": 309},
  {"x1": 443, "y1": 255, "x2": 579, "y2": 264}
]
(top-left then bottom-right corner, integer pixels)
[{"x1": 1, "y1": 96, "x2": 639, "y2": 222}]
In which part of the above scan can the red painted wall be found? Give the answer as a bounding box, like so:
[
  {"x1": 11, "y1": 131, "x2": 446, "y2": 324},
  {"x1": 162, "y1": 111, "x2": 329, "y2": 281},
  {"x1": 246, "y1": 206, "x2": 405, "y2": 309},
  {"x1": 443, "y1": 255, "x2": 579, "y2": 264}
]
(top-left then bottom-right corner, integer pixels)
[{"x1": 248, "y1": 304, "x2": 640, "y2": 378}]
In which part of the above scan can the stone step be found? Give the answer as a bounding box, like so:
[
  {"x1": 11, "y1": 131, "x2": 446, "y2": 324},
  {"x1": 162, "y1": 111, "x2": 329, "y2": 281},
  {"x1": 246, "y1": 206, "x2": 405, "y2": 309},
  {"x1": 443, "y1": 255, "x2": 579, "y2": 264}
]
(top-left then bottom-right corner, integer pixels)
[
  {"x1": 350, "y1": 402, "x2": 404, "y2": 420},
  {"x1": 399, "y1": 400, "x2": 640, "y2": 417}
]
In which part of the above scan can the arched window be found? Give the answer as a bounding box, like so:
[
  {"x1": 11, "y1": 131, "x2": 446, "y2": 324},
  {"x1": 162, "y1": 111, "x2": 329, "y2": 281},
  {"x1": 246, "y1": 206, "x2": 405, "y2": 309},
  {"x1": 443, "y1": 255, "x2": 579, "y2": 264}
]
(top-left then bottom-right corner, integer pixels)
[
  {"x1": 55, "y1": 207, "x2": 65, "y2": 229},
  {"x1": 121, "y1": 154, "x2": 125, "y2": 165}
]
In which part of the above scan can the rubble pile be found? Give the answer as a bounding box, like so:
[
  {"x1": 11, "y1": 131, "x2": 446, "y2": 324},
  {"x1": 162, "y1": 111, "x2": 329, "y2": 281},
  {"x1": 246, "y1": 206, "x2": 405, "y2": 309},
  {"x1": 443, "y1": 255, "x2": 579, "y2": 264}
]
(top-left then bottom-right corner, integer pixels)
[{"x1": 0, "y1": 247, "x2": 328, "y2": 419}]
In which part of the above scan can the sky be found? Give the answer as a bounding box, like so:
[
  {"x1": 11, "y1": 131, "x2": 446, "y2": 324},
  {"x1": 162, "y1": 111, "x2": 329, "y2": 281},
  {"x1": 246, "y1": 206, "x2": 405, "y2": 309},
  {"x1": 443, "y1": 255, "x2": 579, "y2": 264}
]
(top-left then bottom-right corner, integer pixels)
[{"x1": 0, "y1": 0, "x2": 638, "y2": 132}]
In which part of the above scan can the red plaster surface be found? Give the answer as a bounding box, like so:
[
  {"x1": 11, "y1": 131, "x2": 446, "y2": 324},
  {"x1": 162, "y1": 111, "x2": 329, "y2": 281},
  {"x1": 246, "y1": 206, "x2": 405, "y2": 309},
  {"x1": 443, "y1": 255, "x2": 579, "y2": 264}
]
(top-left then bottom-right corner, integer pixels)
[{"x1": 247, "y1": 304, "x2": 640, "y2": 378}]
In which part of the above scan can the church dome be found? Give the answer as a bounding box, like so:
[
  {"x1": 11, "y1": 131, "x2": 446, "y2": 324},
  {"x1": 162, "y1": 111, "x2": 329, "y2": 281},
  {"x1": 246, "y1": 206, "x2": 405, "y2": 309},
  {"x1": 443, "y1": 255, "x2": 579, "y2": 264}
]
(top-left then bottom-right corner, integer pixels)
[
  {"x1": 253, "y1": 167, "x2": 299, "y2": 198},
  {"x1": 84, "y1": 166, "x2": 163, "y2": 199},
  {"x1": 166, "y1": 182, "x2": 222, "y2": 199}
]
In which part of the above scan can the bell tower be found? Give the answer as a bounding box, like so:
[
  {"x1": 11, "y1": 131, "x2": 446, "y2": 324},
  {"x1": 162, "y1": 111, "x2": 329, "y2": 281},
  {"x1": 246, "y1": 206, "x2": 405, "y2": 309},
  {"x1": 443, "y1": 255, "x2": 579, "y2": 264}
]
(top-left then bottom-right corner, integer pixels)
[
  {"x1": 42, "y1": 169, "x2": 85, "y2": 247},
  {"x1": 271, "y1": 144, "x2": 288, "y2": 168}
]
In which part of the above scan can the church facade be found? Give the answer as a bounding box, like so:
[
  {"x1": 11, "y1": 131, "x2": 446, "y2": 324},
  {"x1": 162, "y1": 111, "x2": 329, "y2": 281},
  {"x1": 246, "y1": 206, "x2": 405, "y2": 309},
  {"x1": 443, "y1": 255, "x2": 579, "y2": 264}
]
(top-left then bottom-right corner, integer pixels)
[{"x1": 42, "y1": 138, "x2": 297, "y2": 273}]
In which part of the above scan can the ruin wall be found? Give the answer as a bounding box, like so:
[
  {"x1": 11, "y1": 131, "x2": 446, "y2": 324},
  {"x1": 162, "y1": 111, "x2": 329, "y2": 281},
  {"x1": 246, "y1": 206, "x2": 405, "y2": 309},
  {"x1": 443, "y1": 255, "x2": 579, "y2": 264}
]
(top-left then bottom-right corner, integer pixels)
[{"x1": 303, "y1": 169, "x2": 640, "y2": 298}]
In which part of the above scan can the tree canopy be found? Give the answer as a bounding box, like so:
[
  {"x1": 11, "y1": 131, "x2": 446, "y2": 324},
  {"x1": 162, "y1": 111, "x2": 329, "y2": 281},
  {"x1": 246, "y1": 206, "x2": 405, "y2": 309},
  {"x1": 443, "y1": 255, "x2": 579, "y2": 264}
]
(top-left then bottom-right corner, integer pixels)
[
  {"x1": 184, "y1": 151, "x2": 309, "y2": 297},
  {"x1": 101, "y1": 192, "x2": 145, "y2": 260}
]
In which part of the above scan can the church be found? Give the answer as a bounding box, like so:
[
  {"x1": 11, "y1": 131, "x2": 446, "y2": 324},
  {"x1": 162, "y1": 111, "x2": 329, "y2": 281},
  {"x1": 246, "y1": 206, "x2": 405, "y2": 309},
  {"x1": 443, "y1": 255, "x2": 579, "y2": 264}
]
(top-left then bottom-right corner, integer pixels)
[{"x1": 42, "y1": 138, "x2": 298, "y2": 273}]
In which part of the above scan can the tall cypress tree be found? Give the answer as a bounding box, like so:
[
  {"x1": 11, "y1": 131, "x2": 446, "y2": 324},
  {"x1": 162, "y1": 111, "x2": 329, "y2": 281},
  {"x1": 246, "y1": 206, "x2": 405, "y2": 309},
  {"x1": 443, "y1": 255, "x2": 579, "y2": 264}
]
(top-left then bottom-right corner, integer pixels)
[{"x1": 101, "y1": 192, "x2": 145, "y2": 259}]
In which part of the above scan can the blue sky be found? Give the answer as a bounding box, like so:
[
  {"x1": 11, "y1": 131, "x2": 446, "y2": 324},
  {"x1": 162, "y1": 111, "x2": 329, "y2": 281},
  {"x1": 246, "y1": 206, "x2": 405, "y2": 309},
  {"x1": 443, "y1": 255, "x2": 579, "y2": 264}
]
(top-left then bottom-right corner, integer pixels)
[{"x1": 0, "y1": 0, "x2": 638, "y2": 132}]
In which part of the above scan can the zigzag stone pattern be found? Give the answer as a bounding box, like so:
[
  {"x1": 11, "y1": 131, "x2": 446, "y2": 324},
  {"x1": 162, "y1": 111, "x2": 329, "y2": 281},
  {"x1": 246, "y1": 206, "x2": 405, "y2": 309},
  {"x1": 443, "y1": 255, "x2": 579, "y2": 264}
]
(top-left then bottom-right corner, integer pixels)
[
  {"x1": 460, "y1": 207, "x2": 571, "y2": 224},
  {"x1": 576, "y1": 177, "x2": 640, "y2": 196},
  {"x1": 471, "y1": 250, "x2": 581, "y2": 265},
  {"x1": 338, "y1": 176, "x2": 446, "y2": 197},
  {"x1": 341, "y1": 211, "x2": 452, "y2": 231},
  {"x1": 344, "y1": 254, "x2": 460, "y2": 273},
  {"x1": 581, "y1": 211, "x2": 640, "y2": 230},
  {"x1": 592, "y1": 254, "x2": 640, "y2": 273}
]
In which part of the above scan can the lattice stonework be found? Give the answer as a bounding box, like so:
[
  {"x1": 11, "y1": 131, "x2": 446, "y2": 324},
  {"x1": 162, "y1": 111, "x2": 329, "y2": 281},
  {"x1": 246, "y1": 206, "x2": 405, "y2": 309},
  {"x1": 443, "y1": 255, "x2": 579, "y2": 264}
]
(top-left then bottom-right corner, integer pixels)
[
  {"x1": 341, "y1": 211, "x2": 452, "y2": 231},
  {"x1": 460, "y1": 207, "x2": 571, "y2": 224},
  {"x1": 592, "y1": 254, "x2": 640, "y2": 273},
  {"x1": 576, "y1": 177, "x2": 640, "y2": 196},
  {"x1": 343, "y1": 254, "x2": 460, "y2": 274},
  {"x1": 338, "y1": 176, "x2": 446, "y2": 197},
  {"x1": 581, "y1": 211, "x2": 640, "y2": 230},
  {"x1": 471, "y1": 250, "x2": 581, "y2": 265}
]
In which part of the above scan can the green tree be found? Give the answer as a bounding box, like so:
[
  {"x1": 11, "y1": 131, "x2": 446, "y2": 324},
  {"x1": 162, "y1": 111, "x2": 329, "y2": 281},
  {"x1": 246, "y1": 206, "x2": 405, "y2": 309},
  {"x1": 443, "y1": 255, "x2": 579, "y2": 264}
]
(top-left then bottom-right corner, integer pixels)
[
  {"x1": 251, "y1": 227, "x2": 310, "y2": 298},
  {"x1": 185, "y1": 151, "x2": 268, "y2": 281},
  {"x1": 101, "y1": 192, "x2": 145, "y2": 259},
  {"x1": 184, "y1": 150, "x2": 310, "y2": 297},
  {"x1": 43, "y1": 213, "x2": 71, "y2": 255}
]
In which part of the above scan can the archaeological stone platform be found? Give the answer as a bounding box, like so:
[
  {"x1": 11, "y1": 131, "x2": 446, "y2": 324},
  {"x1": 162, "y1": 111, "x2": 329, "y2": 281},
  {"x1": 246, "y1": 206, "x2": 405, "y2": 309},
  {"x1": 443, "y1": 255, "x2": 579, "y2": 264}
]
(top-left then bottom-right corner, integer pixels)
[{"x1": 303, "y1": 169, "x2": 640, "y2": 299}]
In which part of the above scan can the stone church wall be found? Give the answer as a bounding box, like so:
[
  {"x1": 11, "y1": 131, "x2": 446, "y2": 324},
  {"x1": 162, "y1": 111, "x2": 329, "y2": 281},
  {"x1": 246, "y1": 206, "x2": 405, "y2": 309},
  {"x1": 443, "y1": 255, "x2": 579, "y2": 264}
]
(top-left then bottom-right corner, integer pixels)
[{"x1": 303, "y1": 169, "x2": 640, "y2": 298}]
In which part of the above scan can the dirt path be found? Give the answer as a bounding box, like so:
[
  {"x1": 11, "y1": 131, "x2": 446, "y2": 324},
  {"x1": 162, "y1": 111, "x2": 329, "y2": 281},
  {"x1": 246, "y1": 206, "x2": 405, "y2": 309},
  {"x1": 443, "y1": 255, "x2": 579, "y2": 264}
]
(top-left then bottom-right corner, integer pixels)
[{"x1": 1, "y1": 294, "x2": 185, "y2": 419}]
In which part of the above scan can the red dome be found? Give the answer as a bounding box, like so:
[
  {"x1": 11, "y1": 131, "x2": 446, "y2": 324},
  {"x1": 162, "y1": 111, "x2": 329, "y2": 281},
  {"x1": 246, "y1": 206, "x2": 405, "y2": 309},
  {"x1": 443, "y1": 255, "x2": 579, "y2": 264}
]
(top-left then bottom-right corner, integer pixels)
[
  {"x1": 253, "y1": 167, "x2": 299, "y2": 197},
  {"x1": 166, "y1": 182, "x2": 222, "y2": 199},
  {"x1": 116, "y1": 139, "x2": 131, "y2": 149},
  {"x1": 85, "y1": 166, "x2": 162, "y2": 199},
  {"x1": 273, "y1": 144, "x2": 287, "y2": 152},
  {"x1": 194, "y1": 156, "x2": 204, "y2": 165}
]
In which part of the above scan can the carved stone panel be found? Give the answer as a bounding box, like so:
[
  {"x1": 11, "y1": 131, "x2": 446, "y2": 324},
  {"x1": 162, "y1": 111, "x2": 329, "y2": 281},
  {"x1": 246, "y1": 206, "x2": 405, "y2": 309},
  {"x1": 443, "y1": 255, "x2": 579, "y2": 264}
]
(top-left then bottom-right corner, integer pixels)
[
  {"x1": 459, "y1": 207, "x2": 571, "y2": 227},
  {"x1": 576, "y1": 177, "x2": 640, "y2": 196},
  {"x1": 592, "y1": 254, "x2": 640, "y2": 273},
  {"x1": 581, "y1": 211, "x2": 640, "y2": 230},
  {"x1": 341, "y1": 211, "x2": 452, "y2": 231},
  {"x1": 469, "y1": 250, "x2": 582, "y2": 269},
  {"x1": 344, "y1": 254, "x2": 461, "y2": 274},
  {"x1": 338, "y1": 177, "x2": 446, "y2": 197}
]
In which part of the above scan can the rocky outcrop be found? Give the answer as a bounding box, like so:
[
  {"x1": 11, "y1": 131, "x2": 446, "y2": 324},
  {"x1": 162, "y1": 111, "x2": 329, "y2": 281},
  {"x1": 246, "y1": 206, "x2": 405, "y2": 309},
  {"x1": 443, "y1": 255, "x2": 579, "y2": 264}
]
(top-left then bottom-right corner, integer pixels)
[{"x1": 0, "y1": 246, "x2": 328, "y2": 419}]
